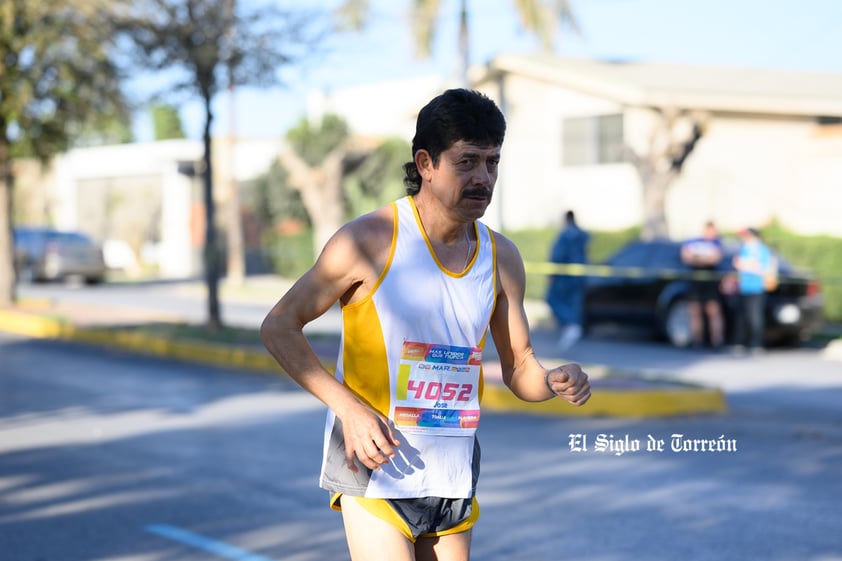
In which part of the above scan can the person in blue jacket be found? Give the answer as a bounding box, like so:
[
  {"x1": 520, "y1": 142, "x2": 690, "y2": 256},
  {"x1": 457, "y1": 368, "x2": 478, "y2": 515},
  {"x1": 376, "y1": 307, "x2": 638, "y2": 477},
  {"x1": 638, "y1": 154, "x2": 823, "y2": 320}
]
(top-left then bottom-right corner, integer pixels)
[{"x1": 546, "y1": 210, "x2": 590, "y2": 351}]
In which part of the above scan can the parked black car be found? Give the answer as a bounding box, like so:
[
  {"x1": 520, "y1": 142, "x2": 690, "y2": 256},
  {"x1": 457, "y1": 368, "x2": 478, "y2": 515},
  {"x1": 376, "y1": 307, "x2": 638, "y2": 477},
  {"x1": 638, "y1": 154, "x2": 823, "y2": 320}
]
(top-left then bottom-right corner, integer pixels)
[
  {"x1": 13, "y1": 227, "x2": 107, "y2": 284},
  {"x1": 583, "y1": 240, "x2": 824, "y2": 347}
]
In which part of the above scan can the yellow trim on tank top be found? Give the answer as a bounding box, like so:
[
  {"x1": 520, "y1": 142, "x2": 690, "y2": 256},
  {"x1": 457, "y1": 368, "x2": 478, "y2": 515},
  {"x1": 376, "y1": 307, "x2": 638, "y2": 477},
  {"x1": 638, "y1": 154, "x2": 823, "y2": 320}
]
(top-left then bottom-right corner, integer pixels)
[{"x1": 408, "y1": 195, "x2": 478, "y2": 278}]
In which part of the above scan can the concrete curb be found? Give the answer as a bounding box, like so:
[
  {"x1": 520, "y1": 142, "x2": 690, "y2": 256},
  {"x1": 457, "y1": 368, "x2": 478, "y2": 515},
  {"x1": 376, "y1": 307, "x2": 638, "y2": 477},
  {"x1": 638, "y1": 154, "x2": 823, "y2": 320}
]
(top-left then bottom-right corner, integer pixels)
[{"x1": 0, "y1": 308, "x2": 727, "y2": 418}]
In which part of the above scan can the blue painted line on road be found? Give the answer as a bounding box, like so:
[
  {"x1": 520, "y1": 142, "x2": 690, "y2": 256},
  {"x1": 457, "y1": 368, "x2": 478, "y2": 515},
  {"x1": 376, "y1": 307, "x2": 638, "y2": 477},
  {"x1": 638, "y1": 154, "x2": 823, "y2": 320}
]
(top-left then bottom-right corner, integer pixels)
[{"x1": 145, "y1": 524, "x2": 277, "y2": 561}]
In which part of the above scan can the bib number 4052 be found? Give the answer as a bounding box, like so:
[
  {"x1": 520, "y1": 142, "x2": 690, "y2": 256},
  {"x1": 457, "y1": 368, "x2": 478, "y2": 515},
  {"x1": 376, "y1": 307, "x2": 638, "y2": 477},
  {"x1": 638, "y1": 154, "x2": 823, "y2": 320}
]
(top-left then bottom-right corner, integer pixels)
[{"x1": 406, "y1": 380, "x2": 472, "y2": 402}]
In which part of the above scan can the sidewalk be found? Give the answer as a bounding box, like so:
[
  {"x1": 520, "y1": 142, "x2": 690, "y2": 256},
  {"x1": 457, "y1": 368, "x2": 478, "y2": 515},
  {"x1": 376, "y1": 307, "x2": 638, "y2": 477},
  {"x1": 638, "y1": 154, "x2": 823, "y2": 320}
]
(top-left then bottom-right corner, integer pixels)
[{"x1": 0, "y1": 279, "x2": 728, "y2": 418}]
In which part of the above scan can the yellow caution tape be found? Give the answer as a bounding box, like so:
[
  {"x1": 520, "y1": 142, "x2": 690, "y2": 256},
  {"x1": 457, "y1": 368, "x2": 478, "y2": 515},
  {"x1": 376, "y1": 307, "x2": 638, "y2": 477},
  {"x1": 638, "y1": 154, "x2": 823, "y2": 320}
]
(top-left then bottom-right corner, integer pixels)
[
  {"x1": 525, "y1": 262, "x2": 724, "y2": 280},
  {"x1": 523, "y1": 262, "x2": 817, "y2": 284}
]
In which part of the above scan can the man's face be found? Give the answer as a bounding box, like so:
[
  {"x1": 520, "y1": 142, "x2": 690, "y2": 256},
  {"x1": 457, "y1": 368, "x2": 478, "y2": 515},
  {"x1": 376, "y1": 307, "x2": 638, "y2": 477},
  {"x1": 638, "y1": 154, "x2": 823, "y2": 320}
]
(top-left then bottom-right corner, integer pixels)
[{"x1": 425, "y1": 140, "x2": 501, "y2": 220}]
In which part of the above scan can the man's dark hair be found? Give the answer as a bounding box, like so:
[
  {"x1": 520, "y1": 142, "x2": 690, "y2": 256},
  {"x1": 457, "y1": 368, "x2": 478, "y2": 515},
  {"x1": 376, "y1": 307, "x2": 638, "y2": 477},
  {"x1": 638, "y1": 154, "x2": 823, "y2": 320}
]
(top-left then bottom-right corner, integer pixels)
[{"x1": 403, "y1": 88, "x2": 506, "y2": 195}]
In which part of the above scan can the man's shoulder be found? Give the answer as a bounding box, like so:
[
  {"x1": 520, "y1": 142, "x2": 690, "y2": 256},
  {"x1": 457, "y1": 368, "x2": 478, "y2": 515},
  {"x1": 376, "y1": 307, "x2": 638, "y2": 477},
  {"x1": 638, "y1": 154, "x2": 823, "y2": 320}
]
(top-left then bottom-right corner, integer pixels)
[
  {"x1": 349, "y1": 203, "x2": 395, "y2": 227},
  {"x1": 330, "y1": 204, "x2": 395, "y2": 254}
]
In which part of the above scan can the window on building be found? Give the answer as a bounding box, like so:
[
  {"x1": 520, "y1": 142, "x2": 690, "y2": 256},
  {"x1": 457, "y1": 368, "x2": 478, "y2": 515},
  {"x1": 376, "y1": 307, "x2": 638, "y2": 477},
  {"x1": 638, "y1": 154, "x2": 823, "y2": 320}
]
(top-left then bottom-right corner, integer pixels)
[{"x1": 562, "y1": 113, "x2": 624, "y2": 166}]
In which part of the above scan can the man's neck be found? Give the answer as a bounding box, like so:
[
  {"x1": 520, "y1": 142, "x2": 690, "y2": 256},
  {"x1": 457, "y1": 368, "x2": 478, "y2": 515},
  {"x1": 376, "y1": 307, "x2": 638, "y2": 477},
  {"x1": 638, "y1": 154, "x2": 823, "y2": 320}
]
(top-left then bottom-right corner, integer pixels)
[{"x1": 411, "y1": 194, "x2": 470, "y2": 245}]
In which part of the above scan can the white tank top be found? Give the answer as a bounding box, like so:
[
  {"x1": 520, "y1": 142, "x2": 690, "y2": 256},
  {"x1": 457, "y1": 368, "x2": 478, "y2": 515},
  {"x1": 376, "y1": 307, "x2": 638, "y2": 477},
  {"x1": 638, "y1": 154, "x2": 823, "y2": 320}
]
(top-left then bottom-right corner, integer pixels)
[{"x1": 319, "y1": 196, "x2": 497, "y2": 499}]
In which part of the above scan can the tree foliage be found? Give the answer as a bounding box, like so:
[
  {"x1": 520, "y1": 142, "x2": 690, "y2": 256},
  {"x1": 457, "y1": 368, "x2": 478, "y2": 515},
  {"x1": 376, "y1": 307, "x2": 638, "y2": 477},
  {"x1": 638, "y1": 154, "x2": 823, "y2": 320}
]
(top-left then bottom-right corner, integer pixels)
[
  {"x1": 151, "y1": 104, "x2": 186, "y2": 140},
  {"x1": 286, "y1": 114, "x2": 351, "y2": 167},
  {"x1": 0, "y1": 0, "x2": 129, "y2": 305},
  {"x1": 344, "y1": 137, "x2": 411, "y2": 217},
  {"x1": 244, "y1": 159, "x2": 309, "y2": 229}
]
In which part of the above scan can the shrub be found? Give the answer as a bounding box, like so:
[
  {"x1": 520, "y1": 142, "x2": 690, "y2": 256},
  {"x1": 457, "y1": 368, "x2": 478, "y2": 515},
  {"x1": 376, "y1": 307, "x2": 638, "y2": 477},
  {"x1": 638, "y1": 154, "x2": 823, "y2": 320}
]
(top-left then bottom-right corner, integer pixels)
[{"x1": 760, "y1": 224, "x2": 842, "y2": 322}]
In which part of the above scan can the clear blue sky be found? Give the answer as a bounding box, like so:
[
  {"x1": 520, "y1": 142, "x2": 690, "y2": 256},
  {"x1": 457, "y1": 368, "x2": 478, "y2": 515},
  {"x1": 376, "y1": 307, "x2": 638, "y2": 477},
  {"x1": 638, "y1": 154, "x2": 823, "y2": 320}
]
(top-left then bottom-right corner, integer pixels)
[{"x1": 133, "y1": 0, "x2": 842, "y2": 142}]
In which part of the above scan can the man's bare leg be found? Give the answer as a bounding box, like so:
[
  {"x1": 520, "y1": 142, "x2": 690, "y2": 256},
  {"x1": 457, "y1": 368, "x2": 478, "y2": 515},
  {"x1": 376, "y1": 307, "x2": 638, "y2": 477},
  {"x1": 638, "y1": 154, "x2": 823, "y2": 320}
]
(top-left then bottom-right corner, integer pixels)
[
  {"x1": 340, "y1": 495, "x2": 415, "y2": 561},
  {"x1": 416, "y1": 531, "x2": 472, "y2": 561}
]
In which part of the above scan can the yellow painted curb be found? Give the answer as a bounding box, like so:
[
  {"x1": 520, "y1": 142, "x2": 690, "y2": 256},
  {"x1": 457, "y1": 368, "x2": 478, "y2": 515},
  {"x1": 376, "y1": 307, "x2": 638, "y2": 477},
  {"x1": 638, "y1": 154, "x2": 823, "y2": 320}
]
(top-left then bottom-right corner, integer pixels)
[
  {"x1": 0, "y1": 308, "x2": 336, "y2": 375},
  {"x1": 0, "y1": 309, "x2": 68, "y2": 338},
  {"x1": 0, "y1": 309, "x2": 725, "y2": 417}
]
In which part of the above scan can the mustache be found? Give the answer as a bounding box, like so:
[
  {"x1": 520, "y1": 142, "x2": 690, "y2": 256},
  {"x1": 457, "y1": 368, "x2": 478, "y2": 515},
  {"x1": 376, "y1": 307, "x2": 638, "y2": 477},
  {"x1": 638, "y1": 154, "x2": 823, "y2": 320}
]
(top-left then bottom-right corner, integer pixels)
[{"x1": 462, "y1": 188, "x2": 493, "y2": 199}]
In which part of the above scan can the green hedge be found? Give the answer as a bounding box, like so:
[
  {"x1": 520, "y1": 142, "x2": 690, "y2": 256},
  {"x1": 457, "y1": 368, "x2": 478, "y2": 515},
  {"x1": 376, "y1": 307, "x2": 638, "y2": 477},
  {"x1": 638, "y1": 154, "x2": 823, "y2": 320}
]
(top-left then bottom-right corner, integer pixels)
[{"x1": 759, "y1": 224, "x2": 842, "y2": 322}]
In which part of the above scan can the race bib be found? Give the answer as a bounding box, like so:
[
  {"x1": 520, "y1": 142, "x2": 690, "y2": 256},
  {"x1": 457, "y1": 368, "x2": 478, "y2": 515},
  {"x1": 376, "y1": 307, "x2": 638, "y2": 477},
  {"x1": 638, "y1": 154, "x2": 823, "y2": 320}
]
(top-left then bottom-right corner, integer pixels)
[{"x1": 393, "y1": 341, "x2": 482, "y2": 436}]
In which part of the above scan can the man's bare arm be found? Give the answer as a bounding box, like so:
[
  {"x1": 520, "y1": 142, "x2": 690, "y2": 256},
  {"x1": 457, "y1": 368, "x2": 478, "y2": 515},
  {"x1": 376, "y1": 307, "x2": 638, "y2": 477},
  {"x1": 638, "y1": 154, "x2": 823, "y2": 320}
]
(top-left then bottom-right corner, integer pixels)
[
  {"x1": 489, "y1": 234, "x2": 591, "y2": 405},
  {"x1": 260, "y1": 211, "x2": 400, "y2": 471}
]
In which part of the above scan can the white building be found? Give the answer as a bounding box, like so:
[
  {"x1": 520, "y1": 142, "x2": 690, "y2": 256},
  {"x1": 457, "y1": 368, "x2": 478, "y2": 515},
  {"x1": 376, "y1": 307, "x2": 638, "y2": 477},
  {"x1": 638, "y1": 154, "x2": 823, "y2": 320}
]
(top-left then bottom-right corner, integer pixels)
[{"x1": 31, "y1": 137, "x2": 284, "y2": 278}]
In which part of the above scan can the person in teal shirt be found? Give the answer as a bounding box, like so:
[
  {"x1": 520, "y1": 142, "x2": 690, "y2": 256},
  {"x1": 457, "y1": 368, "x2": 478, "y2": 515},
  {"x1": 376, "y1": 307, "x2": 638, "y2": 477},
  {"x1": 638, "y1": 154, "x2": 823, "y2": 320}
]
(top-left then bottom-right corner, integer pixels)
[{"x1": 733, "y1": 227, "x2": 775, "y2": 352}]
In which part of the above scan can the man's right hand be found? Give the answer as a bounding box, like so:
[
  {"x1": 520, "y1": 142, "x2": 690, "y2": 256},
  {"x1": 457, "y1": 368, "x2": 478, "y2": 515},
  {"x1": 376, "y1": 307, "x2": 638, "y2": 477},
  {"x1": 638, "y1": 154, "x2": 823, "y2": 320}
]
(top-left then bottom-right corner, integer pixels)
[{"x1": 340, "y1": 403, "x2": 401, "y2": 472}]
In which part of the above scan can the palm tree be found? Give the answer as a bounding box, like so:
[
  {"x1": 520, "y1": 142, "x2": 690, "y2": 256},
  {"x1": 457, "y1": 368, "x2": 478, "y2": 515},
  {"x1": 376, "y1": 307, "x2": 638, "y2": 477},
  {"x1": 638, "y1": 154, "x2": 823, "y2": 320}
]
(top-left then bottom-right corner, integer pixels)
[{"x1": 339, "y1": 0, "x2": 580, "y2": 86}]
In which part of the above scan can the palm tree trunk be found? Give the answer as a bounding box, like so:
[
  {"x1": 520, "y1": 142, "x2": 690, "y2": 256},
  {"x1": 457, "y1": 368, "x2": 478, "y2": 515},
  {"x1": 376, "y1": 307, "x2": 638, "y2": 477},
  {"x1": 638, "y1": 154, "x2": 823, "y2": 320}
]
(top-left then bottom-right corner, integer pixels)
[{"x1": 457, "y1": 0, "x2": 469, "y2": 87}]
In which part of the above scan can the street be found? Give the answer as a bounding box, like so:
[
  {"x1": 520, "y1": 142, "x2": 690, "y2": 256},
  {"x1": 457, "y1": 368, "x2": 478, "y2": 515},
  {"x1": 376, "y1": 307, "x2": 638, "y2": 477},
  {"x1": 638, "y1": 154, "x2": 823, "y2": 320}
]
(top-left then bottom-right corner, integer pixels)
[{"x1": 2, "y1": 325, "x2": 841, "y2": 560}]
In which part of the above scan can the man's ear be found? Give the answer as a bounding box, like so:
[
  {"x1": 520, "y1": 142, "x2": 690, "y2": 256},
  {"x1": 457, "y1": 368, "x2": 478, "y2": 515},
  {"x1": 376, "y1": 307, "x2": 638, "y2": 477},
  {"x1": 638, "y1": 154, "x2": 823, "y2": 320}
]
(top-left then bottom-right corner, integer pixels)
[{"x1": 414, "y1": 150, "x2": 433, "y2": 182}]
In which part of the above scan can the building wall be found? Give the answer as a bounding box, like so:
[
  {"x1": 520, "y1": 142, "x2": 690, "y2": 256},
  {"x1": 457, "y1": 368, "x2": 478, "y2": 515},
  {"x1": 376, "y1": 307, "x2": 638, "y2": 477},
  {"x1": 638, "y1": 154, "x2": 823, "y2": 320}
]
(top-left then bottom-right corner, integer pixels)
[
  {"x1": 483, "y1": 74, "x2": 842, "y2": 238},
  {"x1": 666, "y1": 115, "x2": 841, "y2": 237},
  {"x1": 787, "y1": 125, "x2": 842, "y2": 235}
]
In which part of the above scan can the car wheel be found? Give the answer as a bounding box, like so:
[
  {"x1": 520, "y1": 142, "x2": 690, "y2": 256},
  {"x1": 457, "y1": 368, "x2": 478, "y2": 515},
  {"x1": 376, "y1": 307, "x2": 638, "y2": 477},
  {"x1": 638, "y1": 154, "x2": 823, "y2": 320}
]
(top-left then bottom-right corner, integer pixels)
[{"x1": 664, "y1": 299, "x2": 693, "y2": 348}]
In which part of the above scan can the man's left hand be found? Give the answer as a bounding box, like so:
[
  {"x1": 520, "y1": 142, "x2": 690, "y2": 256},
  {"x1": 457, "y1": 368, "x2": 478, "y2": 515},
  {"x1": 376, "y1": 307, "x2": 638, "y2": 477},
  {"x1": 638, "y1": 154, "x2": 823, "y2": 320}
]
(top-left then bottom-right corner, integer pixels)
[{"x1": 546, "y1": 363, "x2": 591, "y2": 406}]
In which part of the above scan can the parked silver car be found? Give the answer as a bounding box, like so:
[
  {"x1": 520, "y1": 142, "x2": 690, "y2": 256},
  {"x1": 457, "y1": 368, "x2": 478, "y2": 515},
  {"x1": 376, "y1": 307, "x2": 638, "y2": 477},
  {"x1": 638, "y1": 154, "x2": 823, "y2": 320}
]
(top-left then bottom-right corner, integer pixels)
[{"x1": 13, "y1": 227, "x2": 107, "y2": 284}]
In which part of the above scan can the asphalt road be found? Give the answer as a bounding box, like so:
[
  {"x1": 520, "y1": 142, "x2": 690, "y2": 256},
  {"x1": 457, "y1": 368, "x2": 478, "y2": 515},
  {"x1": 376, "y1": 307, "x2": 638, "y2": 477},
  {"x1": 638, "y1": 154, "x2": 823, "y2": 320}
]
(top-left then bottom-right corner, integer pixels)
[{"x1": 2, "y1": 331, "x2": 841, "y2": 561}]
